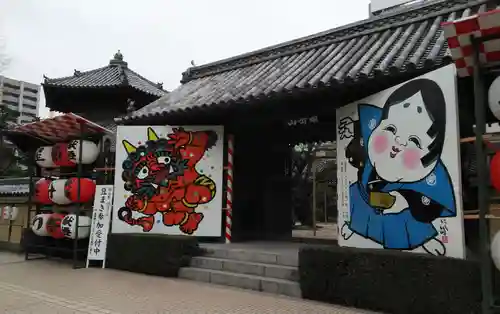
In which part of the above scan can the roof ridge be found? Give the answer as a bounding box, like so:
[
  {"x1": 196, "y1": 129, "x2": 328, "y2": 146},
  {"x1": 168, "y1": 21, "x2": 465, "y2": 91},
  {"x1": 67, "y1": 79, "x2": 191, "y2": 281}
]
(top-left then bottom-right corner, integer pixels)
[
  {"x1": 181, "y1": 0, "x2": 485, "y2": 83},
  {"x1": 119, "y1": 65, "x2": 129, "y2": 86},
  {"x1": 43, "y1": 65, "x2": 113, "y2": 84},
  {"x1": 124, "y1": 67, "x2": 167, "y2": 92},
  {"x1": 42, "y1": 62, "x2": 167, "y2": 97}
]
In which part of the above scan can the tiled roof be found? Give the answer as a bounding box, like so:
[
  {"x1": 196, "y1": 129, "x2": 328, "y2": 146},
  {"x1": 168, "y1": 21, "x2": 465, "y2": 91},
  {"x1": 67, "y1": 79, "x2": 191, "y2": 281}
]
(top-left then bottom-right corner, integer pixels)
[
  {"x1": 121, "y1": 0, "x2": 492, "y2": 122},
  {"x1": 43, "y1": 51, "x2": 168, "y2": 98}
]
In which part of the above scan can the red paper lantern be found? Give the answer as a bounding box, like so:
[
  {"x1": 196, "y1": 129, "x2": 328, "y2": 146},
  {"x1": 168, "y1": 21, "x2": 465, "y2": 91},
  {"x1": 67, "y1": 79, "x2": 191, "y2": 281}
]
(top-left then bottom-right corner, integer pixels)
[
  {"x1": 35, "y1": 146, "x2": 56, "y2": 168},
  {"x1": 52, "y1": 143, "x2": 76, "y2": 167},
  {"x1": 31, "y1": 214, "x2": 51, "y2": 236},
  {"x1": 491, "y1": 152, "x2": 500, "y2": 192},
  {"x1": 34, "y1": 178, "x2": 52, "y2": 205},
  {"x1": 46, "y1": 213, "x2": 66, "y2": 239},
  {"x1": 67, "y1": 140, "x2": 100, "y2": 165},
  {"x1": 49, "y1": 179, "x2": 72, "y2": 205},
  {"x1": 64, "y1": 178, "x2": 96, "y2": 203}
]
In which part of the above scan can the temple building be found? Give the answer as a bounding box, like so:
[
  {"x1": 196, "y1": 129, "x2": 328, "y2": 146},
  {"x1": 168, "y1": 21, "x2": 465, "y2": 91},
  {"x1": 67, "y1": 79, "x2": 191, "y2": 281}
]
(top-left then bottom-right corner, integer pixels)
[{"x1": 42, "y1": 50, "x2": 167, "y2": 135}]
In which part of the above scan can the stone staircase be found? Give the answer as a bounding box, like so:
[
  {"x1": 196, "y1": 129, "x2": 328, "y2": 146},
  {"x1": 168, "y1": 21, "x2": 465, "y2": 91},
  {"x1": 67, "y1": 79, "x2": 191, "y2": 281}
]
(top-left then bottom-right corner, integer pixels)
[{"x1": 178, "y1": 244, "x2": 301, "y2": 298}]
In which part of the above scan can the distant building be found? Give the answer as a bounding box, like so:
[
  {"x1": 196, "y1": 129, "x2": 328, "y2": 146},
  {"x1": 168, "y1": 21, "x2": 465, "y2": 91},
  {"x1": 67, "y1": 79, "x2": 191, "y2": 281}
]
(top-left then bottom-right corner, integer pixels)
[{"x1": 0, "y1": 75, "x2": 40, "y2": 124}]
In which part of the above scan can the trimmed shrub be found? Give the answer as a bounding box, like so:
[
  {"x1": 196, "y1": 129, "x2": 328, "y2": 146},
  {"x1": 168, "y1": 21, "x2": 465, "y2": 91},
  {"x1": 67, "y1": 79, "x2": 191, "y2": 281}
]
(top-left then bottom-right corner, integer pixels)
[
  {"x1": 299, "y1": 246, "x2": 482, "y2": 314},
  {"x1": 106, "y1": 233, "x2": 200, "y2": 277},
  {"x1": 21, "y1": 228, "x2": 88, "y2": 260}
]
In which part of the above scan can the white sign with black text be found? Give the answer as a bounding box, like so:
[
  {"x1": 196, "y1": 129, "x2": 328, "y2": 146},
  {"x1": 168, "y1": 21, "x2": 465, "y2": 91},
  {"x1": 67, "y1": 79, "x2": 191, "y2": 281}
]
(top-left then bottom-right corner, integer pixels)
[{"x1": 86, "y1": 185, "x2": 113, "y2": 268}]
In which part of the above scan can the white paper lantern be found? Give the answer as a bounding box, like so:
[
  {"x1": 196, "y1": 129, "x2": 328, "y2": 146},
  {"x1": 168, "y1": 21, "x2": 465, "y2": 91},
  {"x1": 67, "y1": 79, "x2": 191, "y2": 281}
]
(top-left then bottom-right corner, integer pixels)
[
  {"x1": 67, "y1": 140, "x2": 99, "y2": 165},
  {"x1": 60, "y1": 214, "x2": 91, "y2": 239},
  {"x1": 1, "y1": 206, "x2": 10, "y2": 220},
  {"x1": 488, "y1": 76, "x2": 500, "y2": 121},
  {"x1": 34, "y1": 146, "x2": 56, "y2": 168},
  {"x1": 49, "y1": 179, "x2": 71, "y2": 205},
  {"x1": 492, "y1": 230, "x2": 500, "y2": 271},
  {"x1": 9, "y1": 206, "x2": 18, "y2": 220},
  {"x1": 31, "y1": 214, "x2": 50, "y2": 236},
  {"x1": 1, "y1": 206, "x2": 18, "y2": 220}
]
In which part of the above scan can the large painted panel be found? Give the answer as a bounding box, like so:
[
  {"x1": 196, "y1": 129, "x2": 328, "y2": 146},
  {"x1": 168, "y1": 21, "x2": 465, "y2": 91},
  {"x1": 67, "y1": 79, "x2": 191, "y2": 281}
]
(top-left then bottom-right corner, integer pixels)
[
  {"x1": 112, "y1": 126, "x2": 224, "y2": 237},
  {"x1": 336, "y1": 65, "x2": 466, "y2": 258}
]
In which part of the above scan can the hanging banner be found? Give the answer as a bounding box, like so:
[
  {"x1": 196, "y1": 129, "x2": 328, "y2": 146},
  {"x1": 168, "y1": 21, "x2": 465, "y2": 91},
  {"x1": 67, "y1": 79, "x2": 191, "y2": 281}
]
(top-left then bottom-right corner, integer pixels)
[
  {"x1": 336, "y1": 65, "x2": 466, "y2": 259},
  {"x1": 111, "y1": 126, "x2": 224, "y2": 237},
  {"x1": 86, "y1": 185, "x2": 113, "y2": 268}
]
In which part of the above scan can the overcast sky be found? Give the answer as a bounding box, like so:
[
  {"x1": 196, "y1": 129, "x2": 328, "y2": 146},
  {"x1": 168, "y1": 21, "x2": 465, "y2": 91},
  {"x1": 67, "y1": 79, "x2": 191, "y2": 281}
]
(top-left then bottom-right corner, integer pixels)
[{"x1": 0, "y1": 0, "x2": 370, "y2": 117}]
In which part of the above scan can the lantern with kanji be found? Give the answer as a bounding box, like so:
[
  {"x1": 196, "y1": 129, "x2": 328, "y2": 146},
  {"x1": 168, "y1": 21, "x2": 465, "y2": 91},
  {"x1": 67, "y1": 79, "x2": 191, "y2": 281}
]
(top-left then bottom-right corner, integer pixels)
[
  {"x1": 491, "y1": 152, "x2": 500, "y2": 192},
  {"x1": 52, "y1": 143, "x2": 76, "y2": 167},
  {"x1": 34, "y1": 178, "x2": 53, "y2": 205},
  {"x1": 35, "y1": 146, "x2": 56, "y2": 168},
  {"x1": 46, "y1": 213, "x2": 66, "y2": 239},
  {"x1": 49, "y1": 179, "x2": 72, "y2": 205},
  {"x1": 67, "y1": 140, "x2": 99, "y2": 165},
  {"x1": 1, "y1": 206, "x2": 18, "y2": 221},
  {"x1": 64, "y1": 178, "x2": 96, "y2": 203},
  {"x1": 492, "y1": 231, "x2": 500, "y2": 271},
  {"x1": 61, "y1": 214, "x2": 91, "y2": 239},
  {"x1": 489, "y1": 76, "x2": 500, "y2": 121},
  {"x1": 32, "y1": 214, "x2": 51, "y2": 236}
]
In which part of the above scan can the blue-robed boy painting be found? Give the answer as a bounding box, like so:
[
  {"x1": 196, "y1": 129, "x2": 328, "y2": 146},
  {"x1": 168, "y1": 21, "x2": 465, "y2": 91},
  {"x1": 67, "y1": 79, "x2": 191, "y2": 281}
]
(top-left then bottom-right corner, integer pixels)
[{"x1": 339, "y1": 78, "x2": 456, "y2": 256}]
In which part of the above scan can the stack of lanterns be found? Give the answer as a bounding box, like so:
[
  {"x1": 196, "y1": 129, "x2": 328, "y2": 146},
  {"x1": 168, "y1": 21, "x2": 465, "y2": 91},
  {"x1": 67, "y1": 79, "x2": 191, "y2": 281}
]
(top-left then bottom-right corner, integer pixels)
[
  {"x1": 35, "y1": 139, "x2": 99, "y2": 168},
  {"x1": 31, "y1": 139, "x2": 99, "y2": 239},
  {"x1": 34, "y1": 177, "x2": 97, "y2": 205},
  {"x1": 32, "y1": 212, "x2": 92, "y2": 239}
]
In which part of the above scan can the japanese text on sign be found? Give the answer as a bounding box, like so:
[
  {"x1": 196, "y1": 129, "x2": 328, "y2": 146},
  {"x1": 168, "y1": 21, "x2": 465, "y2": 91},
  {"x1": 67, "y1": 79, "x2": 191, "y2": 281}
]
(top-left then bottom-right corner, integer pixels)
[
  {"x1": 439, "y1": 218, "x2": 449, "y2": 244},
  {"x1": 87, "y1": 185, "x2": 113, "y2": 266}
]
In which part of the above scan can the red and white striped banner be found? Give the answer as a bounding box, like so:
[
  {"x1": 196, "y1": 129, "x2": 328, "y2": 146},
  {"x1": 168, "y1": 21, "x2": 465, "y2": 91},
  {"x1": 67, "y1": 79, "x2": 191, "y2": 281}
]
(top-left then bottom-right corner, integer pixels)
[
  {"x1": 442, "y1": 9, "x2": 500, "y2": 77},
  {"x1": 225, "y1": 135, "x2": 234, "y2": 244}
]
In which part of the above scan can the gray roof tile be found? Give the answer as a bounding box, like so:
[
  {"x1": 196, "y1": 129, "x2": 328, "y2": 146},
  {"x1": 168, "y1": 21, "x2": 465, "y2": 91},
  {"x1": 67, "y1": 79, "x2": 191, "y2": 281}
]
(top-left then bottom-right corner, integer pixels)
[
  {"x1": 122, "y1": 0, "x2": 491, "y2": 122},
  {"x1": 44, "y1": 51, "x2": 168, "y2": 98}
]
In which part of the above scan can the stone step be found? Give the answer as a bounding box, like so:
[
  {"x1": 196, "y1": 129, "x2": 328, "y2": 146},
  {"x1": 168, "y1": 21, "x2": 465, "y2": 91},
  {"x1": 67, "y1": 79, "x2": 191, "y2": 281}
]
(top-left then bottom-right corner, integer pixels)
[
  {"x1": 190, "y1": 256, "x2": 299, "y2": 281},
  {"x1": 202, "y1": 247, "x2": 298, "y2": 267},
  {"x1": 179, "y1": 267, "x2": 301, "y2": 298}
]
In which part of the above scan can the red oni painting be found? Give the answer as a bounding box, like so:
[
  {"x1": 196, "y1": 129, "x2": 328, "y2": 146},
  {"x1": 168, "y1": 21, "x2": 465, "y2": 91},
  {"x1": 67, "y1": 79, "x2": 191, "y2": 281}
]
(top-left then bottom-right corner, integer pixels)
[{"x1": 112, "y1": 126, "x2": 224, "y2": 236}]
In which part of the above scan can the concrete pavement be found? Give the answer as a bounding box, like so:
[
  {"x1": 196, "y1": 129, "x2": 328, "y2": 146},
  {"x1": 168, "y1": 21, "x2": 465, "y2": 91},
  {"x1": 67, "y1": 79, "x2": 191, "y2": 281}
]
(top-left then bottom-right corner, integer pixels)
[{"x1": 0, "y1": 252, "x2": 378, "y2": 314}]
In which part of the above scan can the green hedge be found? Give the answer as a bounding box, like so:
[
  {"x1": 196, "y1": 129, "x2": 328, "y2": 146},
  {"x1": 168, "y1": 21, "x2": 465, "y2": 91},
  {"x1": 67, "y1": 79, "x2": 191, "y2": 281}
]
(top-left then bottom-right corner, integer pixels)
[
  {"x1": 299, "y1": 246, "x2": 482, "y2": 314},
  {"x1": 106, "y1": 233, "x2": 200, "y2": 277}
]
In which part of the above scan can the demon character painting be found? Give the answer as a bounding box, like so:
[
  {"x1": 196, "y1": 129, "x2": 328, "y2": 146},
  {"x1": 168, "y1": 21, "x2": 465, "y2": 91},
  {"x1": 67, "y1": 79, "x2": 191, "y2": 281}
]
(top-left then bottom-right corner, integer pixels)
[
  {"x1": 338, "y1": 78, "x2": 458, "y2": 256},
  {"x1": 117, "y1": 127, "x2": 218, "y2": 235}
]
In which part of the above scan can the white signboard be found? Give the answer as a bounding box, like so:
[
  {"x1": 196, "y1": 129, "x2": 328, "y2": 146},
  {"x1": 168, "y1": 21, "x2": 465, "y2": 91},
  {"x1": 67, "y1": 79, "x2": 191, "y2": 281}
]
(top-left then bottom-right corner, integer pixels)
[
  {"x1": 336, "y1": 65, "x2": 466, "y2": 259},
  {"x1": 112, "y1": 126, "x2": 224, "y2": 237},
  {"x1": 86, "y1": 185, "x2": 113, "y2": 267}
]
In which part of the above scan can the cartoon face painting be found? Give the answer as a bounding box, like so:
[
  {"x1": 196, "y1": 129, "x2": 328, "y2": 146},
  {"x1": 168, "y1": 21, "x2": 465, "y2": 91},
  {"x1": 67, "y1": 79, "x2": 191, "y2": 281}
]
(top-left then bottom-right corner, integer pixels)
[
  {"x1": 121, "y1": 133, "x2": 186, "y2": 199},
  {"x1": 339, "y1": 78, "x2": 456, "y2": 256},
  {"x1": 368, "y1": 91, "x2": 438, "y2": 183}
]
